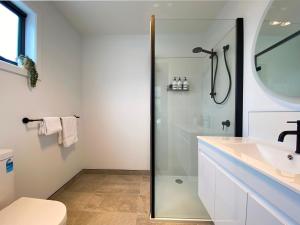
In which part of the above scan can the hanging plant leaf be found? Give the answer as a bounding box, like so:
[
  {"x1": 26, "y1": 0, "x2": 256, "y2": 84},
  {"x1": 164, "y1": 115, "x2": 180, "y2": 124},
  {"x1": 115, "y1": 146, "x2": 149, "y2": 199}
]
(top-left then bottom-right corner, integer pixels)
[{"x1": 18, "y1": 55, "x2": 39, "y2": 88}]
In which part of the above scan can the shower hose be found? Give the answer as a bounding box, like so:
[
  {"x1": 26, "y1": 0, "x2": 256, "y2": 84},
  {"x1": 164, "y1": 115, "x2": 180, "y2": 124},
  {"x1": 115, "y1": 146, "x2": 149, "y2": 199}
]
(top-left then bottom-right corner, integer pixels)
[{"x1": 211, "y1": 45, "x2": 232, "y2": 105}]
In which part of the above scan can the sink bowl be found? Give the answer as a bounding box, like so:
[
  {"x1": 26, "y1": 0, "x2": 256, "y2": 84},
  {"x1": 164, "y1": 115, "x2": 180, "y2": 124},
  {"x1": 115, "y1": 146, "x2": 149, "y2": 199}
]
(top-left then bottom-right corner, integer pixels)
[
  {"x1": 198, "y1": 136, "x2": 300, "y2": 195},
  {"x1": 224, "y1": 142, "x2": 300, "y2": 174}
]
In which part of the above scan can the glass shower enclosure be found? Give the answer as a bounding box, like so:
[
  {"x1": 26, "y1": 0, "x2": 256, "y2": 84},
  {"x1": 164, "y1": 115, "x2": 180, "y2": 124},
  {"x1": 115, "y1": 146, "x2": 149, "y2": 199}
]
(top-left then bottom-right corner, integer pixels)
[{"x1": 150, "y1": 16, "x2": 244, "y2": 220}]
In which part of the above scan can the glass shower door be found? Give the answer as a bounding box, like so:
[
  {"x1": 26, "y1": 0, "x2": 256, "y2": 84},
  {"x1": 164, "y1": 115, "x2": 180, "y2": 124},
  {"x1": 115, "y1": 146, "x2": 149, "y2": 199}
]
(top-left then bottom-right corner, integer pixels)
[
  {"x1": 155, "y1": 57, "x2": 211, "y2": 219},
  {"x1": 151, "y1": 16, "x2": 243, "y2": 220}
]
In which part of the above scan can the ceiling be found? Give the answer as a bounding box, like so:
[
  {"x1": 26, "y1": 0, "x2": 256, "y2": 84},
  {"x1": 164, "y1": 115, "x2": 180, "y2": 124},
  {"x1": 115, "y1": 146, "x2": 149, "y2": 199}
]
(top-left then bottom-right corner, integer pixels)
[
  {"x1": 265, "y1": 0, "x2": 300, "y2": 23},
  {"x1": 261, "y1": 0, "x2": 300, "y2": 37},
  {"x1": 54, "y1": 1, "x2": 228, "y2": 35}
]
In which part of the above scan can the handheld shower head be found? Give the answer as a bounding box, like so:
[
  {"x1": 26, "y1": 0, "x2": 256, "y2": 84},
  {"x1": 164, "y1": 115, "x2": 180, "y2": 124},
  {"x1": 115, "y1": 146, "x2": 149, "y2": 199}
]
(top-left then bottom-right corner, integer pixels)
[
  {"x1": 192, "y1": 47, "x2": 203, "y2": 53},
  {"x1": 192, "y1": 47, "x2": 216, "y2": 56}
]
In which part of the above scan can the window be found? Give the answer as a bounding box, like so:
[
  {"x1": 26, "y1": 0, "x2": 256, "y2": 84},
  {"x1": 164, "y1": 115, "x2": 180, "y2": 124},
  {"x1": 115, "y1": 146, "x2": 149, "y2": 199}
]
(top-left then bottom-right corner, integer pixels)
[{"x1": 0, "y1": 1, "x2": 26, "y2": 65}]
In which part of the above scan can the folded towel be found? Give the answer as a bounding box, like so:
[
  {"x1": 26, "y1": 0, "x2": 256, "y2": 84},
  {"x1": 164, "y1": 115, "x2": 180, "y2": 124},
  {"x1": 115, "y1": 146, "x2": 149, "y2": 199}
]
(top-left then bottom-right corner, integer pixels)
[
  {"x1": 38, "y1": 117, "x2": 62, "y2": 136},
  {"x1": 58, "y1": 117, "x2": 78, "y2": 148}
]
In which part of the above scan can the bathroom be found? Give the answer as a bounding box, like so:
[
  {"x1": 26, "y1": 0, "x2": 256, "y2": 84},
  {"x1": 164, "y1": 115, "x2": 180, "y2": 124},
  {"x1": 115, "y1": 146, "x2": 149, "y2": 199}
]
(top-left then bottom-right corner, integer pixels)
[{"x1": 0, "y1": 0, "x2": 299, "y2": 225}]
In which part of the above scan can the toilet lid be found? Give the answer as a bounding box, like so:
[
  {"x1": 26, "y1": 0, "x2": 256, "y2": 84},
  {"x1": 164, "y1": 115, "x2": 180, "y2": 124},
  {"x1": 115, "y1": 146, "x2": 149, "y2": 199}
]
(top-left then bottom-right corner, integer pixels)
[{"x1": 0, "y1": 197, "x2": 67, "y2": 225}]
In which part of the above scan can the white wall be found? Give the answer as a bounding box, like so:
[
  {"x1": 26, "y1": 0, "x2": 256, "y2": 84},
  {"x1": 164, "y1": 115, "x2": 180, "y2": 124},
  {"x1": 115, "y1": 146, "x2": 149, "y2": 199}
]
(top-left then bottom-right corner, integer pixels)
[
  {"x1": 201, "y1": 26, "x2": 236, "y2": 136},
  {"x1": 81, "y1": 35, "x2": 150, "y2": 170},
  {"x1": 0, "y1": 2, "x2": 83, "y2": 199},
  {"x1": 217, "y1": 1, "x2": 300, "y2": 139},
  {"x1": 249, "y1": 111, "x2": 300, "y2": 149}
]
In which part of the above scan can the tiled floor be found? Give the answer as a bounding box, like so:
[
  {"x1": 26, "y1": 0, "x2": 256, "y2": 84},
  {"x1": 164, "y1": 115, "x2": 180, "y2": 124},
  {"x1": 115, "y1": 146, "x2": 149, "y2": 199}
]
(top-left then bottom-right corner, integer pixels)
[{"x1": 50, "y1": 173, "x2": 212, "y2": 225}]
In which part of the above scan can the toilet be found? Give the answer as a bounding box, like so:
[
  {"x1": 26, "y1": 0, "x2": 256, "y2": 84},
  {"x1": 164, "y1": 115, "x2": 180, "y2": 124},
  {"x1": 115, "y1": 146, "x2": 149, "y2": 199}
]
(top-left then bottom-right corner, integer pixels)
[{"x1": 0, "y1": 149, "x2": 67, "y2": 225}]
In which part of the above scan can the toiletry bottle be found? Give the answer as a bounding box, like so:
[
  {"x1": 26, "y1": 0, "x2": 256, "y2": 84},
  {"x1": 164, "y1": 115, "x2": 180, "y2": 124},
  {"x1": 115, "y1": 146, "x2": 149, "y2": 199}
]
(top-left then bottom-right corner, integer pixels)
[
  {"x1": 177, "y1": 77, "x2": 182, "y2": 90},
  {"x1": 183, "y1": 77, "x2": 189, "y2": 90},
  {"x1": 172, "y1": 77, "x2": 178, "y2": 90}
]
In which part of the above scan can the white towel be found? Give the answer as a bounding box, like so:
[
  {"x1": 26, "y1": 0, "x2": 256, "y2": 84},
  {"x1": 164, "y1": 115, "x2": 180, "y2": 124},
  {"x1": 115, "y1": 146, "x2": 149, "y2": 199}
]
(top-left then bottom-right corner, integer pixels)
[
  {"x1": 38, "y1": 117, "x2": 62, "y2": 136},
  {"x1": 58, "y1": 117, "x2": 78, "y2": 148}
]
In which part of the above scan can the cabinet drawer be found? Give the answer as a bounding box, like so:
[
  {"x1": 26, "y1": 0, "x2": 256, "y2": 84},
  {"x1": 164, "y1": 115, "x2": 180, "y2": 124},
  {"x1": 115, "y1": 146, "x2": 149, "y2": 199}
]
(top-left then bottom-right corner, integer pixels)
[
  {"x1": 214, "y1": 166, "x2": 247, "y2": 225},
  {"x1": 246, "y1": 194, "x2": 287, "y2": 225},
  {"x1": 198, "y1": 152, "x2": 216, "y2": 219}
]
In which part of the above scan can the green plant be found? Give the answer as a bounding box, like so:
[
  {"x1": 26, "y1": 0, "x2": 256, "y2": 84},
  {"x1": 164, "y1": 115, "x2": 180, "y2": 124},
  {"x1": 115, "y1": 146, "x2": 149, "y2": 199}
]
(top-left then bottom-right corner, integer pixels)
[{"x1": 18, "y1": 55, "x2": 39, "y2": 88}]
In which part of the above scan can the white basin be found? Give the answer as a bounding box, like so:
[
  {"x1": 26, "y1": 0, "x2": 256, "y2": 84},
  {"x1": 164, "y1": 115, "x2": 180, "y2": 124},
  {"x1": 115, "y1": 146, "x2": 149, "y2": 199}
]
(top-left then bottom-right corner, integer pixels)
[
  {"x1": 224, "y1": 142, "x2": 300, "y2": 174},
  {"x1": 198, "y1": 136, "x2": 300, "y2": 194}
]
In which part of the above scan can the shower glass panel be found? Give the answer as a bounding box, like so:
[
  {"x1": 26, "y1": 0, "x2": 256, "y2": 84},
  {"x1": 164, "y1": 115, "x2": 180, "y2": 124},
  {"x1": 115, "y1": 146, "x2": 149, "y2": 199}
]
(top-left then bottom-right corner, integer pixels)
[{"x1": 154, "y1": 18, "x2": 237, "y2": 220}]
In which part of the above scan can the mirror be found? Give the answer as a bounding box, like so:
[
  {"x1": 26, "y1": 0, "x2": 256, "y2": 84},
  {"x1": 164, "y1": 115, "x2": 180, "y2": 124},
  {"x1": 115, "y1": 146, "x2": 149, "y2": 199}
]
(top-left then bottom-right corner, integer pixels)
[{"x1": 255, "y1": 0, "x2": 300, "y2": 98}]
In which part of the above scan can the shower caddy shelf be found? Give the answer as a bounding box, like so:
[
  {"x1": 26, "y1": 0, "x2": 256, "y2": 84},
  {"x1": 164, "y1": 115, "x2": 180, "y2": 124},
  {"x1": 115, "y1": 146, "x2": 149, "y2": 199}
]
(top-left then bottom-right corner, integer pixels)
[{"x1": 167, "y1": 85, "x2": 190, "y2": 92}]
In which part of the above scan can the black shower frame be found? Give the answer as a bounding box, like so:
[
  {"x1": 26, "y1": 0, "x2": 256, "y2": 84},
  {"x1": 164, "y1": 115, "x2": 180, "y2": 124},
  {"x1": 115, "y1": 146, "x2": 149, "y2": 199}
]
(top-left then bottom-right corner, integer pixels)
[{"x1": 150, "y1": 17, "x2": 244, "y2": 219}]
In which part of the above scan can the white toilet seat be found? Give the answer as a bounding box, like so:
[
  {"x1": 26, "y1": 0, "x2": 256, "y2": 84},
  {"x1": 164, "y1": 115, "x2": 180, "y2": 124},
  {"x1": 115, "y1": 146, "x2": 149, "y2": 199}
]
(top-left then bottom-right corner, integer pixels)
[{"x1": 0, "y1": 197, "x2": 67, "y2": 225}]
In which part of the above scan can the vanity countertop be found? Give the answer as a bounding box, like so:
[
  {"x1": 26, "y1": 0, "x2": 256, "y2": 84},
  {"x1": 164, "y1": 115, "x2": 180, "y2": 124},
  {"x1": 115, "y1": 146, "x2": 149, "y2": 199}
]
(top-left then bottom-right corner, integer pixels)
[{"x1": 197, "y1": 136, "x2": 300, "y2": 194}]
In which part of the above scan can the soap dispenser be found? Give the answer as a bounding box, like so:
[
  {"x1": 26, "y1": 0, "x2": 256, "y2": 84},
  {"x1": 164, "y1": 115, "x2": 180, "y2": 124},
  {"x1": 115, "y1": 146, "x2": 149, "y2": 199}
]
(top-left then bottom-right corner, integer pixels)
[
  {"x1": 172, "y1": 77, "x2": 178, "y2": 90},
  {"x1": 177, "y1": 77, "x2": 182, "y2": 90},
  {"x1": 183, "y1": 77, "x2": 189, "y2": 90}
]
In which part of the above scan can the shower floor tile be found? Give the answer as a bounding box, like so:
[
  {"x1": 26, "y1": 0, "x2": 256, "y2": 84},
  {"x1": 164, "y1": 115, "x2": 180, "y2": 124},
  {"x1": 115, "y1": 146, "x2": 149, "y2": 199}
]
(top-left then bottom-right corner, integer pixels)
[
  {"x1": 50, "y1": 173, "x2": 212, "y2": 225},
  {"x1": 155, "y1": 175, "x2": 210, "y2": 220}
]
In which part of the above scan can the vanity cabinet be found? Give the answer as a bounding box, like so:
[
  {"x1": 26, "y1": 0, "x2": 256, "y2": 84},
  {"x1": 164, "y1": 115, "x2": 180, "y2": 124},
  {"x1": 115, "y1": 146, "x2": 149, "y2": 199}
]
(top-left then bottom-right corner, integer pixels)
[
  {"x1": 214, "y1": 166, "x2": 247, "y2": 225},
  {"x1": 198, "y1": 152, "x2": 247, "y2": 225},
  {"x1": 246, "y1": 194, "x2": 285, "y2": 225},
  {"x1": 198, "y1": 152, "x2": 216, "y2": 219},
  {"x1": 198, "y1": 147, "x2": 297, "y2": 225}
]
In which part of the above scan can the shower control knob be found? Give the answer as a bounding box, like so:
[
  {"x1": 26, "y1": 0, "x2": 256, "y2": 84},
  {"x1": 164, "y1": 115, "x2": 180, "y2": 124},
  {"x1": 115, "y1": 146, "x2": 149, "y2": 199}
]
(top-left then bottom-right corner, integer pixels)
[{"x1": 222, "y1": 120, "x2": 230, "y2": 130}]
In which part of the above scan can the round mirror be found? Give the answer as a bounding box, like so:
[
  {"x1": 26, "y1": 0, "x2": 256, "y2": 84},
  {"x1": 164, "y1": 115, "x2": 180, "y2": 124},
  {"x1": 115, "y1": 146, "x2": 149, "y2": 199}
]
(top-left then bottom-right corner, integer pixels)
[{"x1": 255, "y1": 0, "x2": 300, "y2": 99}]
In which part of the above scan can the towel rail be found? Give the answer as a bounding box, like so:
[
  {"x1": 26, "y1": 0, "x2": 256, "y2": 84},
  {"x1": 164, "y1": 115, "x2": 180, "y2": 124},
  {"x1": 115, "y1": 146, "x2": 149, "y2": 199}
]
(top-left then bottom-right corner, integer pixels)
[{"x1": 22, "y1": 115, "x2": 80, "y2": 124}]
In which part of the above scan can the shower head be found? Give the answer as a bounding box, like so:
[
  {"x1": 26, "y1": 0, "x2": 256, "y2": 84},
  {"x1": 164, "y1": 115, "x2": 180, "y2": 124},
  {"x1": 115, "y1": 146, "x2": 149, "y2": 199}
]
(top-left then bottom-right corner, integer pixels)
[
  {"x1": 192, "y1": 47, "x2": 216, "y2": 56},
  {"x1": 192, "y1": 47, "x2": 203, "y2": 53}
]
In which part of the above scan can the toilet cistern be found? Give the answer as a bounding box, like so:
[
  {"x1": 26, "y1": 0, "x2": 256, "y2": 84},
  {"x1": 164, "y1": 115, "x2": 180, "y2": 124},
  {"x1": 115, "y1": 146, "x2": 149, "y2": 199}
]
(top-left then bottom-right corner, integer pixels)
[{"x1": 0, "y1": 149, "x2": 67, "y2": 225}]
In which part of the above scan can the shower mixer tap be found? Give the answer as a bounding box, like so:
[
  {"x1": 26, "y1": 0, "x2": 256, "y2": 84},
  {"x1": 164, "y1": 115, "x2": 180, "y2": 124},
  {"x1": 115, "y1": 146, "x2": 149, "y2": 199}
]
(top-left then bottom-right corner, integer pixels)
[{"x1": 222, "y1": 120, "x2": 230, "y2": 130}]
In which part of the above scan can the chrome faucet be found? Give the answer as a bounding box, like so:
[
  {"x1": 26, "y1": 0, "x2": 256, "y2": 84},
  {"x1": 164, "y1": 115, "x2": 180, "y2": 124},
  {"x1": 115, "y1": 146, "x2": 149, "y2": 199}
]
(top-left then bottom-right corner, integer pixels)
[{"x1": 278, "y1": 120, "x2": 300, "y2": 154}]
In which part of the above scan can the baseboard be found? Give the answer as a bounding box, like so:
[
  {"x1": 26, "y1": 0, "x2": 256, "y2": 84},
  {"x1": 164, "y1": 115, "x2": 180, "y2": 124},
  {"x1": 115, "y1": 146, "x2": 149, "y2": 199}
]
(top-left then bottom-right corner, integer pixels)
[{"x1": 82, "y1": 169, "x2": 150, "y2": 175}]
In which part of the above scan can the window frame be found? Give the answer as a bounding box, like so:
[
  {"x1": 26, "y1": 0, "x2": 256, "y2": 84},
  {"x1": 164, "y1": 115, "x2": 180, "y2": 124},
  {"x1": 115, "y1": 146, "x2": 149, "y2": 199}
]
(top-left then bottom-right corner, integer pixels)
[{"x1": 0, "y1": 1, "x2": 27, "y2": 65}]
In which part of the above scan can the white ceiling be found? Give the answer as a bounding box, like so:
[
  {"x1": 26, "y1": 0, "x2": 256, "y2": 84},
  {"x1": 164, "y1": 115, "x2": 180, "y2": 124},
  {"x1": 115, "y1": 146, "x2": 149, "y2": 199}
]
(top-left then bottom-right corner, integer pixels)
[
  {"x1": 54, "y1": 1, "x2": 227, "y2": 35},
  {"x1": 265, "y1": 0, "x2": 300, "y2": 23},
  {"x1": 261, "y1": 0, "x2": 300, "y2": 37}
]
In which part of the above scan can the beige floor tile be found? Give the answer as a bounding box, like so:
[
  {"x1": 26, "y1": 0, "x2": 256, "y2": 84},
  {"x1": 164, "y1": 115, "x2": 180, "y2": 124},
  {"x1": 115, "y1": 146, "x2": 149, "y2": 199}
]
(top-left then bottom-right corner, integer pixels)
[
  {"x1": 54, "y1": 173, "x2": 212, "y2": 225},
  {"x1": 116, "y1": 195, "x2": 139, "y2": 213},
  {"x1": 103, "y1": 175, "x2": 143, "y2": 184},
  {"x1": 136, "y1": 214, "x2": 152, "y2": 225},
  {"x1": 140, "y1": 182, "x2": 150, "y2": 196},
  {"x1": 66, "y1": 210, "x2": 81, "y2": 225},
  {"x1": 64, "y1": 174, "x2": 107, "y2": 193},
  {"x1": 83, "y1": 194, "x2": 106, "y2": 212},
  {"x1": 91, "y1": 193, "x2": 139, "y2": 213},
  {"x1": 52, "y1": 192, "x2": 93, "y2": 211},
  {"x1": 65, "y1": 180, "x2": 97, "y2": 193},
  {"x1": 97, "y1": 212, "x2": 137, "y2": 225},
  {"x1": 142, "y1": 176, "x2": 150, "y2": 182},
  {"x1": 70, "y1": 211, "x2": 102, "y2": 225},
  {"x1": 96, "y1": 183, "x2": 141, "y2": 194},
  {"x1": 77, "y1": 173, "x2": 107, "y2": 181},
  {"x1": 71, "y1": 211, "x2": 137, "y2": 225},
  {"x1": 137, "y1": 195, "x2": 150, "y2": 215}
]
